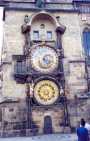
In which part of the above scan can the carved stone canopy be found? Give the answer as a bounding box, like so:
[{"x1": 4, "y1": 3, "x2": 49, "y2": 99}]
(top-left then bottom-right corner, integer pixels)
[
  {"x1": 21, "y1": 12, "x2": 66, "y2": 35},
  {"x1": 29, "y1": 11, "x2": 66, "y2": 29}
]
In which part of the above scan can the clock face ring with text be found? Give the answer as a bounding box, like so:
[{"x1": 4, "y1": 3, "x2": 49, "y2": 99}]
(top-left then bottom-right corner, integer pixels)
[
  {"x1": 30, "y1": 46, "x2": 58, "y2": 73},
  {"x1": 34, "y1": 80, "x2": 59, "y2": 105}
]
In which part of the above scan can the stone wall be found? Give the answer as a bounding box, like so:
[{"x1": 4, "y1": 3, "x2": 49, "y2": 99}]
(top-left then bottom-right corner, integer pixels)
[
  {"x1": 32, "y1": 106, "x2": 64, "y2": 134},
  {"x1": 2, "y1": 11, "x2": 87, "y2": 98},
  {"x1": 67, "y1": 98, "x2": 90, "y2": 129},
  {"x1": 1, "y1": 9, "x2": 90, "y2": 135}
]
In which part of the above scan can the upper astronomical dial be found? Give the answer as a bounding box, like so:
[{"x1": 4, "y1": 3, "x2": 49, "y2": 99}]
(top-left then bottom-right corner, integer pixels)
[{"x1": 30, "y1": 46, "x2": 58, "y2": 73}]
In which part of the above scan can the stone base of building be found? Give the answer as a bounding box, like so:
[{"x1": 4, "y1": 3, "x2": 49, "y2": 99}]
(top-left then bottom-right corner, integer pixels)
[
  {"x1": 0, "y1": 96, "x2": 89, "y2": 137},
  {"x1": 0, "y1": 99, "x2": 71, "y2": 137}
]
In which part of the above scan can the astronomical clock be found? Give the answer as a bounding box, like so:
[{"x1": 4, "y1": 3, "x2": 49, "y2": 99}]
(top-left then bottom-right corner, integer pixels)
[
  {"x1": 20, "y1": 13, "x2": 66, "y2": 107},
  {"x1": 28, "y1": 43, "x2": 63, "y2": 106}
]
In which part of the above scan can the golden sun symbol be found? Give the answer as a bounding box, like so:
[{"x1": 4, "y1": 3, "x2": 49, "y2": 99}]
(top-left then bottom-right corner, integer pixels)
[{"x1": 34, "y1": 80, "x2": 59, "y2": 105}]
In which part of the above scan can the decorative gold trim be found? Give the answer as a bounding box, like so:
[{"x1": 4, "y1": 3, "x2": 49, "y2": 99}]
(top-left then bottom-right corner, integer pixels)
[{"x1": 34, "y1": 80, "x2": 59, "y2": 105}]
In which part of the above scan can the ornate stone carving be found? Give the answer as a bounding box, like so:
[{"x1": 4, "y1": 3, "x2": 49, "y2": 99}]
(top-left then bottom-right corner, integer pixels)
[
  {"x1": 55, "y1": 16, "x2": 66, "y2": 52},
  {"x1": 26, "y1": 76, "x2": 34, "y2": 98},
  {"x1": 21, "y1": 15, "x2": 31, "y2": 55}
]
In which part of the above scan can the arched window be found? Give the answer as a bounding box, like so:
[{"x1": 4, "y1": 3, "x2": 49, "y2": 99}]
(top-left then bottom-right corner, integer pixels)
[
  {"x1": 83, "y1": 29, "x2": 90, "y2": 91},
  {"x1": 83, "y1": 29, "x2": 90, "y2": 57}
]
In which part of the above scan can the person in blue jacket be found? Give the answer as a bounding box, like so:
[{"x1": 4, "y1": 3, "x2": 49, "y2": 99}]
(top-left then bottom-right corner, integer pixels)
[{"x1": 77, "y1": 118, "x2": 89, "y2": 141}]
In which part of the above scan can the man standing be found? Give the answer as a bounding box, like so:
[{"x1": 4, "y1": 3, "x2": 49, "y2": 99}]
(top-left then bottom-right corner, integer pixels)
[
  {"x1": 80, "y1": 118, "x2": 90, "y2": 138},
  {"x1": 77, "y1": 119, "x2": 89, "y2": 141}
]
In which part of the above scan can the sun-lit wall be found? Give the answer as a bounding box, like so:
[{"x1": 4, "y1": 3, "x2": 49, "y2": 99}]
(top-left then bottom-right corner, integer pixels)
[{"x1": 0, "y1": 7, "x2": 3, "y2": 64}]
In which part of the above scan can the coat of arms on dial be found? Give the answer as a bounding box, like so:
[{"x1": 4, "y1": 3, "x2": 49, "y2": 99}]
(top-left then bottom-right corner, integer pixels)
[
  {"x1": 34, "y1": 80, "x2": 59, "y2": 105},
  {"x1": 30, "y1": 46, "x2": 58, "y2": 73}
]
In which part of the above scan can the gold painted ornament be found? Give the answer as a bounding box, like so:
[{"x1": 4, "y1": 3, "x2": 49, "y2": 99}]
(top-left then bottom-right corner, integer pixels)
[{"x1": 34, "y1": 80, "x2": 59, "y2": 105}]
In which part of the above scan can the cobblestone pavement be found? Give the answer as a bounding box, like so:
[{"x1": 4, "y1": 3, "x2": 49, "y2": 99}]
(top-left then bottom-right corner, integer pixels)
[{"x1": 0, "y1": 134, "x2": 77, "y2": 141}]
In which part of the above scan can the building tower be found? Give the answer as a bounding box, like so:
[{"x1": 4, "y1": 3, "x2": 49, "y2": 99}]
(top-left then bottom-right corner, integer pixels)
[{"x1": 0, "y1": 0, "x2": 90, "y2": 137}]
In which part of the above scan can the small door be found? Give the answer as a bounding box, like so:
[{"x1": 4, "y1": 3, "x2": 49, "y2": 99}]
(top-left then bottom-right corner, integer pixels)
[{"x1": 43, "y1": 116, "x2": 53, "y2": 134}]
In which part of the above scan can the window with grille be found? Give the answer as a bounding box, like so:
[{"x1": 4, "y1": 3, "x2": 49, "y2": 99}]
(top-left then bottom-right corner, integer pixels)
[
  {"x1": 83, "y1": 30, "x2": 90, "y2": 57},
  {"x1": 83, "y1": 29, "x2": 90, "y2": 91}
]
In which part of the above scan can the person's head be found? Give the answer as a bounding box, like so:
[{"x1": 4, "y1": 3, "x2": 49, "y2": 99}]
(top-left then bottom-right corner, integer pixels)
[{"x1": 81, "y1": 118, "x2": 85, "y2": 127}]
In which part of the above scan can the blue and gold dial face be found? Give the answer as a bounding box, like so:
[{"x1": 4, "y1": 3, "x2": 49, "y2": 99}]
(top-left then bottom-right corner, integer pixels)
[
  {"x1": 30, "y1": 46, "x2": 58, "y2": 73},
  {"x1": 34, "y1": 80, "x2": 59, "y2": 105}
]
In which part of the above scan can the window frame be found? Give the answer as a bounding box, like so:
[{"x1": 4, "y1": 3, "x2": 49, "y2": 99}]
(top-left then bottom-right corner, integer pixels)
[
  {"x1": 33, "y1": 30, "x2": 39, "y2": 40},
  {"x1": 47, "y1": 31, "x2": 52, "y2": 40},
  {"x1": 83, "y1": 29, "x2": 90, "y2": 58}
]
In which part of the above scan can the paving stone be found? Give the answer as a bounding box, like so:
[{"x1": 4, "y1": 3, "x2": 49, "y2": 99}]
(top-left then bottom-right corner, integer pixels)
[{"x1": 0, "y1": 134, "x2": 77, "y2": 141}]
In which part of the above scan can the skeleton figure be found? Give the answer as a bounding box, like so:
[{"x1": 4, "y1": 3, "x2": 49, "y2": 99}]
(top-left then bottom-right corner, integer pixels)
[{"x1": 21, "y1": 15, "x2": 31, "y2": 55}]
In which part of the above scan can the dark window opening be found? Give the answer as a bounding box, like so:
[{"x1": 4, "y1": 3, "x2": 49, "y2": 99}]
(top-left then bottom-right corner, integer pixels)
[
  {"x1": 40, "y1": 24, "x2": 45, "y2": 29},
  {"x1": 47, "y1": 31, "x2": 52, "y2": 40},
  {"x1": 83, "y1": 30, "x2": 90, "y2": 57},
  {"x1": 83, "y1": 29, "x2": 90, "y2": 92},
  {"x1": 17, "y1": 61, "x2": 22, "y2": 73},
  {"x1": 9, "y1": 108, "x2": 14, "y2": 112},
  {"x1": 33, "y1": 31, "x2": 39, "y2": 40}
]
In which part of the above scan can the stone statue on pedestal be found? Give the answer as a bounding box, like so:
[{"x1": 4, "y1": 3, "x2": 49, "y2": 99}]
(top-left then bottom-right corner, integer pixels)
[{"x1": 21, "y1": 15, "x2": 31, "y2": 55}]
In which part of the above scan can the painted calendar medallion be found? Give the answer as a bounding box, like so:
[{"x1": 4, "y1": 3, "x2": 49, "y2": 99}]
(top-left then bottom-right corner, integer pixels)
[{"x1": 34, "y1": 80, "x2": 59, "y2": 105}]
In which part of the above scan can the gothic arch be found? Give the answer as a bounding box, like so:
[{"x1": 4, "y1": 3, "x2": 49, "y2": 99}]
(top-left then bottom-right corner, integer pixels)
[{"x1": 30, "y1": 11, "x2": 59, "y2": 28}]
